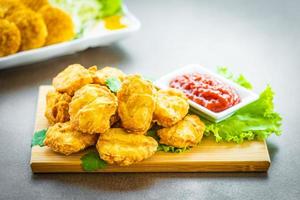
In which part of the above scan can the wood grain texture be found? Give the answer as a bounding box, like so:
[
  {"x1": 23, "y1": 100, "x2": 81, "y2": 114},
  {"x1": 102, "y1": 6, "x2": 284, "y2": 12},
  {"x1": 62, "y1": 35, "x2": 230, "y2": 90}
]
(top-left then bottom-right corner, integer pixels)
[{"x1": 30, "y1": 86, "x2": 271, "y2": 173}]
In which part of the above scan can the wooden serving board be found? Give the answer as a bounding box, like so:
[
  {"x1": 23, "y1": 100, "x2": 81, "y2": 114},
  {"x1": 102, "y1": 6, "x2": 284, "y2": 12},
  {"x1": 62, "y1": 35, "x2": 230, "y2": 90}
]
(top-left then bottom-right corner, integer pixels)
[{"x1": 30, "y1": 86, "x2": 271, "y2": 173}]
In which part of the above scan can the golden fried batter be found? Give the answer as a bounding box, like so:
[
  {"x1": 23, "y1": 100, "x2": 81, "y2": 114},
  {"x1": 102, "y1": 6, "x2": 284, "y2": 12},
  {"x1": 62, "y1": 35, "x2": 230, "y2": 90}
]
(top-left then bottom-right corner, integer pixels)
[
  {"x1": 44, "y1": 122, "x2": 98, "y2": 155},
  {"x1": 0, "y1": 19, "x2": 20, "y2": 57},
  {"x1": 157, "y1": 115, "x2": 205, "y2": 148},
  {"x1": 117, "y1": 75, "x2": 156, "y2": 134},
  {"x1": 6, "y1": 9, "x2": 47, "y2": 50},
  {"x1": 153, "y1": 88, "x2": 189, "y2": 127},
  {"x1": 92, "y1": 66, "x2": 126, "y2": 85},
  {"x1": 69, "y1": 84, "x2": 118, "y2": 134},
  {"x1": 20, "y1": 0, "x2": 48, "y2": 11},
  {"x1": 39, "y1": 5, "x2": 74, "y2": 45},
  {"x1": 45, "y1": 90, "x2": 71, "y2": 125},
  {"x1": 96, "y1": 128, "x2": 158, "y2": 166},
  {"x1": 0, "y1": 0, "x2": 26, "y2": 18},
  {"x1": 52, "y1": 64, "x2": 93, "y2": 96}
]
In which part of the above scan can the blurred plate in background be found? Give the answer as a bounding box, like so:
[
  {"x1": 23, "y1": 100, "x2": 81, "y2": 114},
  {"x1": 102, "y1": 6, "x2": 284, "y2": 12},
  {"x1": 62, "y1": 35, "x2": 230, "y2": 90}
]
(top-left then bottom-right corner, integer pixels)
[{"x1": 0, "y1": 6, "x2": 140, "y2": 70}]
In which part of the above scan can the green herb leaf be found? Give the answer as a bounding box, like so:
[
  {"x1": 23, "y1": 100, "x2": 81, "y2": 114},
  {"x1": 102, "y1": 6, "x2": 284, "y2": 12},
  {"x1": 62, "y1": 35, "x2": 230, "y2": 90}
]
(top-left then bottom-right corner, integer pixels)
[
  {"x1": 217, "y1": 66, "x2": 253, "y2": 89},
  {"x1": 105, "y1": 77, "x2": 121, "y2": 93},
  {"x1": 81, "y1": 151, "x2": 107, "y2": 171},
  {"x1": 31, "y1": 129, "x2": 47, "y2": 147},
  {"x1": 203, "y1": 85, "x2": 282, "y2": 143}
]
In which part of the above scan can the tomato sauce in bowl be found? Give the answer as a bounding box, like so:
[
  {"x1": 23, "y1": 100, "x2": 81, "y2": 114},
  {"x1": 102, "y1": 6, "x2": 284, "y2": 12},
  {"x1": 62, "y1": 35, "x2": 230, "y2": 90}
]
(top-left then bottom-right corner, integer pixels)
[{"x1": 169, "y1": 73, "x2": 241, "y2": 112}]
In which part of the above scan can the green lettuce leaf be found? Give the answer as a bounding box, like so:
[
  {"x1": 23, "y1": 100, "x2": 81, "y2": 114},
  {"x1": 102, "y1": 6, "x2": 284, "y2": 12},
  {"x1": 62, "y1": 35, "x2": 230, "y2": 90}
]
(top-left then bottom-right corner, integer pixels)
[
  {"x1": 80, "y1": 151, "x2": 107, "y2": 171},
  {"x1": 217, "y1": 66, "x2": 253, "y2": 89},
  {"x1": 31, "y1": 129, "x2": 47, "y2": 147},
  {"x1": 105, "y1": 77, "x2": 121, "y2": 92},
  {"x1": 204, "y1": 85, "x2": 282, "y2": 143}
]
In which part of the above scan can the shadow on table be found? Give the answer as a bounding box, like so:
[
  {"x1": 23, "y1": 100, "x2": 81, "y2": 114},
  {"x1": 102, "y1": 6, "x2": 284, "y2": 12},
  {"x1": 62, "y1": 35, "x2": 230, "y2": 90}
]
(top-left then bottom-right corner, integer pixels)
[{"x1": 0, "y1": 44, "x2": 131, "y2": 92}]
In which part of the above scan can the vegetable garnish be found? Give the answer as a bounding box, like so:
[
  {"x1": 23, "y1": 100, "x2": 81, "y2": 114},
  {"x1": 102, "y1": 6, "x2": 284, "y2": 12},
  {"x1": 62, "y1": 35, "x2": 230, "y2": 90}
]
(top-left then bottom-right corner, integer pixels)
[
  {"x1": 80, "y1": 151, "x2": 107, "y2": 171},
  {"x1": 31, "y1": 129, "x2": 47, "y2": 147},
  {"x1": 217, "y1": 67, "x2": 253, "y2": 90},
  {"x1": 202, "y1": 68, "x2": 282, "y2": 143},
  {"x1": 105, "y1": 77, "x2": 121, "y2": 92}
]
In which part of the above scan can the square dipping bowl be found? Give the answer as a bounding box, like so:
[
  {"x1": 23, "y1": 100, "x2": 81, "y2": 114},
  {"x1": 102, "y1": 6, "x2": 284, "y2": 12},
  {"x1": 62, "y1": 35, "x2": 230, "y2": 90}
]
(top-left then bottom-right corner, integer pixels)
[{"x1": 154, "y1": 64, "x2": 259, "y2": 122}]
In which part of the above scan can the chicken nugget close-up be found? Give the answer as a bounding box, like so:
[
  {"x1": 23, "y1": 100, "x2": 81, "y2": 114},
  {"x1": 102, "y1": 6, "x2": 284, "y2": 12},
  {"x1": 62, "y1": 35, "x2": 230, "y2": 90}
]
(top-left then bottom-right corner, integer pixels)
[
  {"x1": 157, "y1": 114, "x2": 205, "y2": 148},
  {"x1": 69, "y1": 84, "x2": 118, "y2": 134},
  {"x1": 117, "y1": 75, "x2": 156, "y2": 134},
  {"x1": 44, "y1": 122, "x2": 98, "y2": 155},
  {"x1": 39, "y1": 5, "x2": 75, "y2": 45},
  {"x1": 44, "y1": 89, "x2": 72, "y2": 125},
  {"x1": 92, "y1": 66, "x2": 126, "y2": 85},
  {"x1": 52, "y1": 64, "x2": 94, "y2": 96},
  {"x1": 153, "y1": 88, "x2": 189, "y2": 127},
  {"x1": 0, "y1": 19, "x2": 21, "y2": 57},
  {"x1": 96, "y1": 128, "x2": 158, "y2": 166},
  {"x1": 0, "y1": 0, "x2": 26, "y2": 18},
  {"x1": 20, "y1": 0, "x2": 49, "y2": 11},
  {"x1": 6, "y1": 8, "x2": 47, "y2": 51}
]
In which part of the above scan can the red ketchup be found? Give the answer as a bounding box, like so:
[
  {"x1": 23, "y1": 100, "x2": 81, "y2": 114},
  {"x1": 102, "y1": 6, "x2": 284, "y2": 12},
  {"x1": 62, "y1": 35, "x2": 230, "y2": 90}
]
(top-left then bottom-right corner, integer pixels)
[{"x1": 169, "y1": 73, "x2": 240, "y2": 112}]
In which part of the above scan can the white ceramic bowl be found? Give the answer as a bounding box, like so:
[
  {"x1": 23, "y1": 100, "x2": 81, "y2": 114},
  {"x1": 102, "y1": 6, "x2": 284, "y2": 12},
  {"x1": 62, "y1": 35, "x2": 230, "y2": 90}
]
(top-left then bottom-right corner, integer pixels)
[
  {"x1": 0, "y1": 5, "x2": 140, "y2": 69},
  {"x1": 155, "y1": 64, "x2": 259, "y2": 122}
]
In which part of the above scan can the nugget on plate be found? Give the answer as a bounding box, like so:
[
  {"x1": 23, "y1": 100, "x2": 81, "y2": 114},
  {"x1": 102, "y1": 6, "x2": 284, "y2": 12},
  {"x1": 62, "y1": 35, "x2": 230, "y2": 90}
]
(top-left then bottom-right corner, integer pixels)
[
  {"x1": 96, "y1": 128, "x2": 158, "y2": 166},
  {"x1": 92, "y1": 66, "x2": 126, "y2": 85},
  {"x1": 20, "y1": 0, "x2": 48, "y2": 11},
  {"x1": 69, "y1": 84, "x2": 118, "y2": 134},
  {"x1": 117, "y1": 75, "x2": 156, "y2": 134},
  {"x1": 45, "y1": 90, "x2": 72, "y2": 125},
  {"x1": 6, "y1": 9, "x2": 47, "y2": 50},
  {"x1": 0, "y1": 19, "x2": 20, "y2": 57},
  {"x1": 44, "y1": 122, "x2": 98, "y2": 155},
  {"x1": 157, "y1": 114, "x2": 205, "y2": 148},
  {"x1": 39, "y1": 5, "x2": 74, "y2": 45},
  {"x1": 0, "y1": 0, "x2": 26, "y2": 18},
  {"x1": 52, "y1": 64, "x2": 94, "y2": 96},
  {"x1": 153, "y1": 88, "x2": 189, "y2": 127}
]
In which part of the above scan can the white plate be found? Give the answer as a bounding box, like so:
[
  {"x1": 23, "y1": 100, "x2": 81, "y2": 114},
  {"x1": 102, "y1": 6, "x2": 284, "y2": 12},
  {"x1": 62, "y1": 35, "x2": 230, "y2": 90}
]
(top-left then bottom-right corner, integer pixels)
[
  {"x1": 155, "y1": 64, "x2": 259, "y2": 122},
  {"x1": 0, "y1": 5, "x2": 140, "y2": 70}
]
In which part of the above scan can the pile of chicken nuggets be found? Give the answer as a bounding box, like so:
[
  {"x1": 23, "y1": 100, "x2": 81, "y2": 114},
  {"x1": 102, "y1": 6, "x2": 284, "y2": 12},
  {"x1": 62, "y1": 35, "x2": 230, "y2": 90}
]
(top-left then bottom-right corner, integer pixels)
[
  {"x1": 0, "y1": 0, "x2": 74, "y2": 57},
  {"x1": 44, "y1": 64, "x2": 206, "y2": 166}
]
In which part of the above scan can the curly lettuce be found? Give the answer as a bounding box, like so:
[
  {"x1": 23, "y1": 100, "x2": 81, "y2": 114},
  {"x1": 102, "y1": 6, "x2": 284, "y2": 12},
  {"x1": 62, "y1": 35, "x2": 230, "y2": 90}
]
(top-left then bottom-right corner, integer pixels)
[{"x1": 203, "y1": 68, "x2": 282, "y2": 143}]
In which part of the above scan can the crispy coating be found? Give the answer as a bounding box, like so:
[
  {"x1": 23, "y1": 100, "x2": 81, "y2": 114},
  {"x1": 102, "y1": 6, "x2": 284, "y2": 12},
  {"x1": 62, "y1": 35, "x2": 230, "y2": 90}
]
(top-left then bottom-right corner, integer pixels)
[
  {"x1": 153, "y1": 88, "x2": 189, "y2": 127},
  {"x1": 92, "y1": 66, "x2": 126, "y2": 85},
  {"x1": 39, "y1": 5, "x2": 74, "y2": 45},
  {"x1": 117, "y1": 75, "x2": 156, "y2": 134},
  {"x1": 0, "y1": 19, "x2": 20, "y2": 57},
  {"x1": 52, "y1": 64, "x2": 93, "y2": 96},
  {"x1": 44, "y1": 122, "x2": 98, "y2": 155},
  {"x1": 96, "y1": 128, "x2": 158, "y2": 166},
  {"x1": 0, "y1": 0, "x2": 26, "y2": 18},
  {"x1": 157, "y1": 115, "x2": 205, "y2": 148},
  {"x1": 20, "y1": 0, "x2": 48, "y2": 11},
  {"x1": 44, "y1": 90, "x2": 72, "y2": 125},
  {"x1": 69, "y1": 84, "x2": 118, "y2": 134},
  {"x1": 6, "y1": 9, "x2": 47, "y2": 50}
]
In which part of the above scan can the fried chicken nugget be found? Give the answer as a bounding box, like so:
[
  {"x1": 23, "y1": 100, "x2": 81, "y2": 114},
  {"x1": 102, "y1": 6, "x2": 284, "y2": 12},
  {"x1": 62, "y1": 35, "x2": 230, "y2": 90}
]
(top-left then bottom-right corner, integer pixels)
[
  {"x1": 69, "y1": 84, "x2": 118, "y2": 134},
  {"x1": 45, "y1": 90, "x2": 72, "y2": 125},
  {"x1": 117, "y1": 75, "x2": 156, "y2": 134},
  {"x1": 52, "y1": 64, "x2": 94, "y2": 96},
  {"x1": 153, "y1": 88, "x2": 189, "y2": 127},
  {"x1": 39, "y1": 5, "x2": 75, "y2": 45},
  {"x1": 96, "y1": 128, "x2": 158, "y2": 166},
  {"x1": 0, "y1": 19, "x2": 20, "y2": 57},
  {"x1": 6, "y1": 9, "x2": 47, "y2": 50},
  {"x1": 44, "y1": 122, "x2": 98, "y2": 155},
  {"x1": 0, "y1": 0, "x2": 26, "y2": 18},
  {"x1": 91, "y1": 66, "x2": 126, "y2": 85},
  {"x1": 157, "y1": 115, "x2": 205, "y2": 148},
  {"x1": 20, "y1": 0, "x2": 48, "y2": 11}
]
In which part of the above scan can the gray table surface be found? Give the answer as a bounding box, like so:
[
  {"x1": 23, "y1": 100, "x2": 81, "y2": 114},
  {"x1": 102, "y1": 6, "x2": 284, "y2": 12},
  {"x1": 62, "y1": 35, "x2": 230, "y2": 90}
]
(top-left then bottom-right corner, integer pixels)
[{"x1": 1, "y1": 0, "x2": 299, "y2": 199}]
